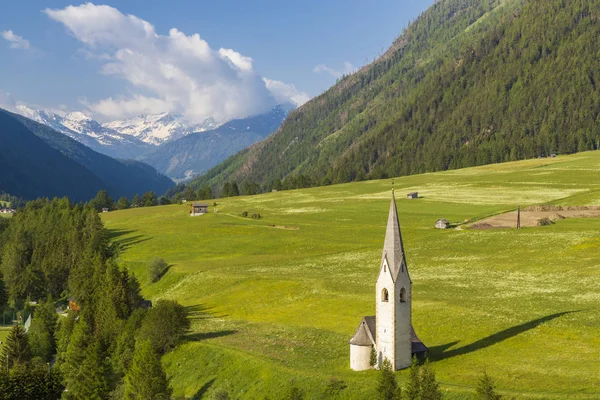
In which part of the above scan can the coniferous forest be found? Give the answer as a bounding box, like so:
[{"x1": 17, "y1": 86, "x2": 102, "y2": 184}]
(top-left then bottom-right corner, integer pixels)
[
  {"x1": 0, "y1": 199, "x2": 188, "y2": 399},
  {"x1": 187, "y1": 0, "x2": 600, "y2": 194}
]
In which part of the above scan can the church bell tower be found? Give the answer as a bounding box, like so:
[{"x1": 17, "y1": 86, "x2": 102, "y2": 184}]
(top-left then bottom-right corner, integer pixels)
[{"x1": 375, "y1": 190, "x2": 413, "y2": 370}]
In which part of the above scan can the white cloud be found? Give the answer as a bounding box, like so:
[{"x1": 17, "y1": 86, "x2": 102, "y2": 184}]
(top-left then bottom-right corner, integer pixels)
[
  {"x1": 1, "y1": 30, "x2": 30, "y2": 50},
  {"x1": 313, "y1": 61, "x2": 357, "y2": 78},
  {"x1": 263, "y1": 78, "x2": 310, "y2": 106},
  {"x1": 44, "y1": 3, "x2": 309, "y2": 123}
]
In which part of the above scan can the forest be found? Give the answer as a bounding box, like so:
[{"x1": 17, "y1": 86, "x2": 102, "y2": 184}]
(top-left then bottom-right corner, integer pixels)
[{"x1": 0, "y1": 198, "x2": 188, "y2": 399}]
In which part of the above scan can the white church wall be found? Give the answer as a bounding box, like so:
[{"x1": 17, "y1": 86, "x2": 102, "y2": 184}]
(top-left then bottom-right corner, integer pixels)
[{"x1": 350, "y1": 345, "x2": 372, "y2": 371}]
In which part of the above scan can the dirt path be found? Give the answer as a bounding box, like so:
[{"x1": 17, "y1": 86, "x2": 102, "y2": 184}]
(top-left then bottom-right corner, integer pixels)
[{"x1": 470, "y1": 208, "x2": 600, "y2": 229}]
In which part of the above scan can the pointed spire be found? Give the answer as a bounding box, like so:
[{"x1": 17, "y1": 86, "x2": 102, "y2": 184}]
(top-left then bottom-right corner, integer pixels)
[{"x1": 383, "y1": 190, "x2": 407, "y2": 280}]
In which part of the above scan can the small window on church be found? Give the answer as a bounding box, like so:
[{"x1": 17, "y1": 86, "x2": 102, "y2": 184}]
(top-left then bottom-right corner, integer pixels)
[
  {"x1": 400, "y1": 287, "x2": 407, "y2": 303},
  {"x1": 382, "y1": 288, "x2": 389, "y2": 302},
  {"x1": 384, "y1": 264, "x2": 387, "y2": 272}
]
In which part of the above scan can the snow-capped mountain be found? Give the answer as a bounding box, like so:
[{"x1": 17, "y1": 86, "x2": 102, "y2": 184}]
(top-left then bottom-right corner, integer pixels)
[
  {"x1": 104, "y1": 113, "x2": 218, "y2": 146},
  {"x1": 140, "y1": 105, "x2": 292, "y2": 181},
  {"x1": 14, "y1": 105, "x2": 153, "y2": 159}
]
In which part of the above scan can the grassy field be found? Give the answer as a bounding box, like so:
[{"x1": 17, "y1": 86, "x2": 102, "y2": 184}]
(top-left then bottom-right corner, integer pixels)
[{"x1": 102, "y1": 151, "x2": 600, "y2": 399}]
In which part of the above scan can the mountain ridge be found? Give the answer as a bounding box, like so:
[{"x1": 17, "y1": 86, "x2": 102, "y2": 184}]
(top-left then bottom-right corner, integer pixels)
[{"x1": 2, "y1": 109, "x2": 174, "y2": 200}]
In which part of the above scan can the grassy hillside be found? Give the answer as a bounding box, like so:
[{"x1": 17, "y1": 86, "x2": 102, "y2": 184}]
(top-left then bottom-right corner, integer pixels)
[
  {"x1": 103, "y1": 151, "x2": 600, "y2": 399},
  {"x1": 190, "y1": 0, "x2": 600, "y2": 193}
]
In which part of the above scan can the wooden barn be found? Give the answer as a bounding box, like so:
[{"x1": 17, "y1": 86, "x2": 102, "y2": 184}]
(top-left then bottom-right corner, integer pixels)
[
  {"x1": 435, "y1": 218, "x2": 450, "y2": 229},
  {"x1": 407, "y1": 192, "x2": 419, "y2": 199},
  {"x1": 190, "y1": 203, "x2": 209, "y2": 216}
]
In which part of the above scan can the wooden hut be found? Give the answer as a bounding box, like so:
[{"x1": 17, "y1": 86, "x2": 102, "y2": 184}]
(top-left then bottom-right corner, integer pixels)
[
  {"x1": 435, "y1": 218, "x2": 450, "y2": 229},
  {"x1": 190, "y1": 203, "x2": 209, "y2": 216},
  {"x1": 406, "y1": 192, "x2": 419, "y2": 199}
]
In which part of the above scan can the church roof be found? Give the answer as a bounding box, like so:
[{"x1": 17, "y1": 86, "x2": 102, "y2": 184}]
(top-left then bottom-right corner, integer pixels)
[
  {"x1": 349, "y1": 316, "x2": 376, "y2": 346},
  {"x1": 349, "y1": 316, "x2": 428, "y2": 354},
  {"x1": 382, "y1": 191, "x2": 408, "y2": 281}
]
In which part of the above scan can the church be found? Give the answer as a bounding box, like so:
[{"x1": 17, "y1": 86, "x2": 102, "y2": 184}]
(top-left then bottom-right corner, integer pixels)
[{"x1": 349, "y1": 191, "x2": 427, "y2": 371}]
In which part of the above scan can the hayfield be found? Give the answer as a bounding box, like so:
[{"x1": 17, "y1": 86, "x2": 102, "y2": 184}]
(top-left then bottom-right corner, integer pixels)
[{"x1": 102, "y1": 151, "x2": 600, "y2": 399}]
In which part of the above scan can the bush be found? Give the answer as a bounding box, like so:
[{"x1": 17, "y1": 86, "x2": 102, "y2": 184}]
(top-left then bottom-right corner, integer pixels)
[
  {"x1": 537, "y1": 217, "x2": 554, "y2": 226},
  {"x1": 148, "y1": 258, "x2": 168, "y2": 283},
  {"x1": 251, "y1": 213, "x2": 261, "y2": 219},
  {"x1": 324, "y1": 377, "x2": 347, "y2": 396},
  {"x1": 241, "y1": 211, "x2": 248, "y2": 218},
  {"x1": 138, "y1": 300, "x2": 190, "y2": 354}
]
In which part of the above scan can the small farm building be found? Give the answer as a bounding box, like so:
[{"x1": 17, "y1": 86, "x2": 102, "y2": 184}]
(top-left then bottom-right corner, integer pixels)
[
  {"x1": 407, "y1": 192, "x2": 419, "y2": 199},
  {"x1": 435, "y1": 219, "x2": 450, "y2": 229},
  {"x1": 190, "y1": 203, "x2": 209, "y2": 216},
  {"x1": 102, "y1": 208, "x2": 109, "y2": 213},
  {"x1": 67, "y1": 297, "x2": 80, "y2": 311}
]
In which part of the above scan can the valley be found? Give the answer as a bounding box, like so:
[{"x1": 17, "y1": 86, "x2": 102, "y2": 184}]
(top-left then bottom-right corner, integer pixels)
[{"x1": 103, "y1": 151, "x2": 600, "y2": 399}]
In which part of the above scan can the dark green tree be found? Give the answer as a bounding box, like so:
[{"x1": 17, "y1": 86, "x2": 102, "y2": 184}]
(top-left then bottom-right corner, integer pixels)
[
  {"x1": 377, "y1": 358, "x2": 401, "y2": 400},
  {"x1": 476, "y1": 372, "x2": 502, "y2": 400},
  {"x1": 117, "y1": 197, "x2": 131, "y2": 210},
  {"x1": 141, "y1": 191, "x2": 158, "y2": 207},
  {"x1": 123, "y1": 339, "x2": 172, "y2": 400},
  {"x1": 64, "y1": 340, "x2": 111, "y2": 400},
  {"x1": 148, "y1": 257, "x2": 168, "y2": 283},
  {"x1": 131, "y1": 194, "x2": 140, "y2": 207},
  {"x1": 138, "y1": 300, "x2": 190, "y2": 354},
  {"x1": 404, "y1": 356, "x2": 421, "y2": 400},
  {"x1": 90, "y1": 190, "x2": 115, "y2": 211},
  {"x1": 0, "y1": 324, "x2": 32, "y2": 370},
  {"x1": 0, "y1": 361, "x2": 63, "y2": 400},
  {"x1": 419, "y1": 359, "x2": 442, "y2": 400}
]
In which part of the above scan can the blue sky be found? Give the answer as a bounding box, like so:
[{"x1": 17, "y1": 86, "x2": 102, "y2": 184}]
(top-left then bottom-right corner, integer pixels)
[{"x1": 0, "y1": 1, "x2": 433, "y2": 122}]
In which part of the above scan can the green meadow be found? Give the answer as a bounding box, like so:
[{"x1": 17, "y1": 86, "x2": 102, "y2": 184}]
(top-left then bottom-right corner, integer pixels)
[{"x1": 102, "y1": 151, "x2": 600, "y2": 399}]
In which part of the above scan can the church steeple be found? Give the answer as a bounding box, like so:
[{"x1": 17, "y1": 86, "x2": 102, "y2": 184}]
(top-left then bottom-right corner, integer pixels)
[{"x1": 382, "y1": 190, "x2": 407, "y2": 281}]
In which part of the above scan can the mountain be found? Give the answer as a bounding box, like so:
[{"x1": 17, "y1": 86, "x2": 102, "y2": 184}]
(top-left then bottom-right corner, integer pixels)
[
  {"x1": 187, "y1": 0, "x2": 600, "y2": 192},
  {"x1": 104, "y1": 113, "x2": 218, "y2": 146},
  {"x1": 139, "y1": 106, "x2": 291, "y2": 181},
  {"x1": 0, "y1": 110, "x2": 107, "y2": 202},
  {"x1": 2, "y1": 109, "x2": 175, "y2": 200},
  {"x1": 15, "y1": 105, "x2": 153, "y2": 159}
]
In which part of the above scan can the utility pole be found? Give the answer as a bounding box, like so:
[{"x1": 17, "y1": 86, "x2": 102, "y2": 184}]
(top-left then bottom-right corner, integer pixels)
[{"x1": 517, "y1": 206, "x2": 521, "y2": 230}]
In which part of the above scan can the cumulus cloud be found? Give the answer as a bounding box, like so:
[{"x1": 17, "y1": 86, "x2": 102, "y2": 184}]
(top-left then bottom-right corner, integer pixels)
[
  {"x1": 313, "y1": 61, "x2": 357, "y2": 78},
  {"x1": 1, "y1": 30, "x2": 30, "y2": 50},
  {"x1": 44, "y1": 3, "x2": 309, "y2": 123}
]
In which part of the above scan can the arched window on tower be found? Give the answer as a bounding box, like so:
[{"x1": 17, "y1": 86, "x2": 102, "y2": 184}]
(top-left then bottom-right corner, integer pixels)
[
  {"x1": 400, "y1": 287, "x2": 407, "y2": 303},
  {"x1": 381, "y1": 288, "x2": 389, "y2": 302}
]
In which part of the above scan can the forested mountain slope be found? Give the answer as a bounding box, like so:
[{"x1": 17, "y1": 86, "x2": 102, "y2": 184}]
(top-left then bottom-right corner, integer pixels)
[
  {"x1": 189, "y1": 0, "x2": 600, "y2": 192},
  {"x1": 1, "y1": 110, "x2": 174, "y2": 200},
  {"x1": 0, "y1": 111, "x2": 106, "y2": 201}
]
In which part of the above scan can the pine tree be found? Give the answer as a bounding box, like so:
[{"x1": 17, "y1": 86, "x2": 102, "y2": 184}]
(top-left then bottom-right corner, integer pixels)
[
  {"x1": 64, "y1": 340, "x2": 111, "y2": 400},
  {"x1": 419, "y1": 359, "x2": 442, "y2": 400},
  {"x1": 404, "y1": 356, "x2": 421, "y2": 400},
  {"x1": 60, "y1": 316, "x2": 91, "y2": 391},
  {"x1": 123, "y1": 339, "x2": 172, "y2": 400},
  {"x1": 117, "y1": 197, "x2": 131, "y2": 210},
  {"x1": 0, "y1": 324, "x2": 32, "y2": 370},
  {"x1": 475, "y1": 372, "x2": 502, "y2": 400},
  {"x1": 369, "y1": 346, "x2": 377, "y2": 367},
  {"x1": 377, "y1": 358, "x2": 401, "y2": 400}
]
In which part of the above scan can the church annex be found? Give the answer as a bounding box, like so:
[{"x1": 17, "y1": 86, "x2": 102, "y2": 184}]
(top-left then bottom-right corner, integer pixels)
[{"x1": 350, "y1": 191, "x2": 427, "y2": 371}]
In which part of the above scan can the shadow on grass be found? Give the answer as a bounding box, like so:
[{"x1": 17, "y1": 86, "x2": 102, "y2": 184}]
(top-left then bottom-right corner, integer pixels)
[
  {"x1": 185, "y1": 304, "x2": 228, "y2": 321},
  {"x1": 430, "y1": 311, "x2": 577, "y2": 362},
  {"x1": 106, "y1": 228, "x2": 151, "y2": 251},
  {"x1": 185, "y1": 330, "x2": 238, "y2": 342},
  {"x1": 191, "y1": 378, "x2": 216, "y2": 400}
]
